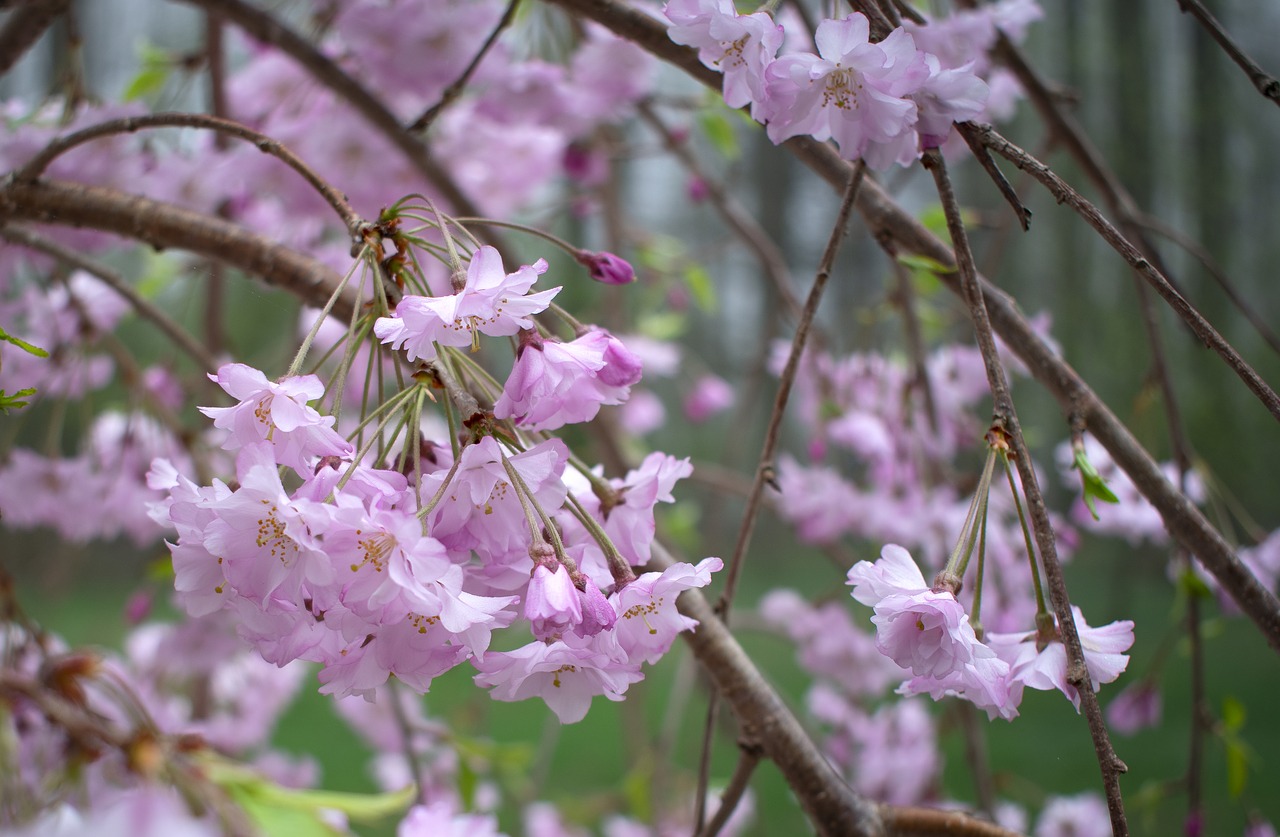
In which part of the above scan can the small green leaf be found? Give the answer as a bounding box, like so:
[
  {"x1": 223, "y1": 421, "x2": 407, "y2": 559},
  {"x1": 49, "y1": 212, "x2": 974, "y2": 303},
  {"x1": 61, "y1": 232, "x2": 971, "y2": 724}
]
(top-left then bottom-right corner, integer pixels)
[
  {"x1": 0, "y1": 327, "x2": 49, "y2": 358},
  {"x1": 637, "y1": 311, "x2": 686, "y2": 341},
  {"x1": 684, "y1": 264, "x2": 716, "y2": 311},
  {"x1": 122, "y1": 43, "x2": 172, "y2": 102},
  {"x1": 1225, "y1": 737, "x2": 1249, "y2": 797},
  {"x1": 0, "y1": 388, "x2": 37, "y2": 414},
  {"x1": 1222, "y1": 696, "x2": 1246, "y2": 731},
  {"x1": 895, "y1": 253, "x2": 956, "y2": 274},
  {"x1": 1178, "y1": 567, "x2": 1213, "y2": 599},
  {"x1": 697, "y1": 108, "x2": 739, "y2": 161},
  {"x1": 621, "y1": 753, "x2": 653, "y2": 822},
  {"x1": 1073, "y1": 446, "x2": 1120, "y2": 521}
]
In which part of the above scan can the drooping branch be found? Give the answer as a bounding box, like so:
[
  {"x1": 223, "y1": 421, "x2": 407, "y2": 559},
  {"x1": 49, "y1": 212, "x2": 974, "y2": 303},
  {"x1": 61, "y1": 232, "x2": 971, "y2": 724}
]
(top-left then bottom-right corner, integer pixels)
[
  {"x1": 538, "y1": 0, "x2": 1280, "y2": 655},
  {"x1": 0, "y1": 178, "x2": 364, "y2": 323},
  {"x1": 924, "y1": 149, "x2": 1128, "y2": 835},
  {"x1": 13, "y1": 112, "x2": 365, "y2": 240}
]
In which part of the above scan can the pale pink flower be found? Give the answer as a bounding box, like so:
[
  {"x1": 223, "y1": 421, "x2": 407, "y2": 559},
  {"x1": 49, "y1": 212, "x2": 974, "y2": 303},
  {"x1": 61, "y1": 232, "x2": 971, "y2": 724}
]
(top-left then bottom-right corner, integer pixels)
[
  {"x1": 399, "y1": 800, "x2": 507, "y2": 837},
  {"x1": 494, "y1": 330, "x2": 639, "y2": 431},
  {"x1": 612, "y1": 556, "x2": 722, "y2": 664},
  {"x1": 374, "y1": 246, "x2": 560, "y2": 361},
  {"x1": 762, "y1": 15, "x2": 928, "y2": 164},
  {"x1": 525, "y1": 563, "x2": 583, "y2": 640},
  {"x1": 1034, "y1": 792, "x2": 1111, "y2": 837},
  {"x1": 199, "y1": 363, "x2": 353, "y2": 473},
  {"x1": 987, "y1": 607, "x2": 1134, "y2": 710},
  {"x1": 1105, "y1": 680, "x2": 1162, "y2": 735},
  {"x1": 665, "y1": 0, "x2": 784, "y2": 115},
  {"x1": 473, "y1": 637, "x2": 644, "y2": 723}
]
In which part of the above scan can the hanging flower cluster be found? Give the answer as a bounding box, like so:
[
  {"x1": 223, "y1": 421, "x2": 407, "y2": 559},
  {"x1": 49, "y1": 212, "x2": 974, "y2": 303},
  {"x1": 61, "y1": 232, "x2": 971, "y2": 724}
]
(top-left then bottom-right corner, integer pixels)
[
  {"x1": 153, "y1": 244, "x2": 720, "y2": 725},
  {"x1": 665, "y1": 0, "x2": 1040, "y2": 168}
]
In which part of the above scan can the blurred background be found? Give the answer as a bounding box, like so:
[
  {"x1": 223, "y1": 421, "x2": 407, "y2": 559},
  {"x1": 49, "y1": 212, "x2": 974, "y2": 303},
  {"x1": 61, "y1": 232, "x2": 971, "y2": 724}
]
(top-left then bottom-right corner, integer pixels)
[{"x1": 3, "y1": 0, "x2": 1279, "y2": 834}]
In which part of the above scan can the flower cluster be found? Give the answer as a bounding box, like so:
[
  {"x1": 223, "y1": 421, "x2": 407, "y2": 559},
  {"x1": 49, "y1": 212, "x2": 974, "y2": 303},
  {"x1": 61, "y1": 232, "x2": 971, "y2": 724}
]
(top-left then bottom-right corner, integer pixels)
[
  {"x1": 152, "y1": 248, "x2": 717, "y2": 724},
  {"x1": 665, "y1": 0, "x2": 1041, "y2": 168}
]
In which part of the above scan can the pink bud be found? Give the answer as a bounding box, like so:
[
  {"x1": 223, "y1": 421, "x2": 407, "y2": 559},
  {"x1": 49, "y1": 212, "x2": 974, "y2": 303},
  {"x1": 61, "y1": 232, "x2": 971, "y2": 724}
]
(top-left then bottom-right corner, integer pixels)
[
  {"x1": 576, "y1": 250, "x2": 636, "y2": 286},
  {"x1": 525, "y1": 564, "x2": 582, "y2": 640}
]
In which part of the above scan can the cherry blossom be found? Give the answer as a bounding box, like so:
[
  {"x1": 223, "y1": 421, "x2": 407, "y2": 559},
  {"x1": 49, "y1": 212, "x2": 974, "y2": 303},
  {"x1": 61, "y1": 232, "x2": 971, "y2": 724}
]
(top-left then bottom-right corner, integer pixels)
[{"x1": 374, "y1": 246, "x2": 560, "y2": 360}]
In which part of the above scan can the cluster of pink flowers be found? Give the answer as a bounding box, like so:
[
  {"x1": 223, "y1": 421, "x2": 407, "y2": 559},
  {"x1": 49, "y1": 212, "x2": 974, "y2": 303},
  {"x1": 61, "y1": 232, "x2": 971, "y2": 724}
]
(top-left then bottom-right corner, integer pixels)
[
  {"x1": 150, "y1": 246, "x2": 719, "y2": 724},
  {"x1": 665, "y1": 0, "x2": 1041, "y2": 168},
  {"x1": 847, "y1": 545, "x2": 1134, "y2": 721}
]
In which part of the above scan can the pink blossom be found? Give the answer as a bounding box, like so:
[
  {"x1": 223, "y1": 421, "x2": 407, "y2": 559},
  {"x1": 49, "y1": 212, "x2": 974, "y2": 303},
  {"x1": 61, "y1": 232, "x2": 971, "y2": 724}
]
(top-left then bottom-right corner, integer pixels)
[
  {"x1": 399, "y1": 800, "x2": 507, "y2": 837},
  {"x1": 199, "y1": 362, "x2": 353, "y2": 473},
  {"x1": 612, "y1": 556, "x2": 722, "y2": 664},
  {"x1": 1105, "y1": 681, "x2": 1162, "y2": 735},
  {"x1": 762, "y1": 15, "x2": 927, "y2": 164},
  {"x1": 683, "y1": 374, "x2": 735, "y2": 422},
  {"x1": 987, "y1": 606, "x2": 1134, "y2": 710},
  {"x1": 473, "y1": 637, "x2": 644, "y2": 723},
  {"x1": 665, "y1": 0, "x2": 784, "y2": 115},
  {"x1": 1034, "y1": 792, "x2": 1111, "y2": 837},
  {"x1": 494, "y1": 330, "x2": 639, "y2": 431},
  {"x1": 525, "y1": 563, "x2": 583, "y2": 640},
  {"x1": 421, "y1": 436, "x2": 569, "y2": 561},
  {"x1": 576, "y1": 250, "x2": 636, "y2": 285},
  {"x1": 374, "y1": 246, "x2": 560, "y2": 361}
]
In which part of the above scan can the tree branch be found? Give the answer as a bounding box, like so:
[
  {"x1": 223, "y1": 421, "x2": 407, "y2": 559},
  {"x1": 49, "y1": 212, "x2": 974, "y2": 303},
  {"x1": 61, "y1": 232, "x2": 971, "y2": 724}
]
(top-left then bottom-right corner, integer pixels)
[
  {"x1": 537, "y1": 0, "x2": 1280, "y2": 655},
  {"x1": 0, "y1": 0, "x2": 69, "y2": 76},
  {"x1": 1177, "y1": 0, "x2": 1280, "y2": 107}
]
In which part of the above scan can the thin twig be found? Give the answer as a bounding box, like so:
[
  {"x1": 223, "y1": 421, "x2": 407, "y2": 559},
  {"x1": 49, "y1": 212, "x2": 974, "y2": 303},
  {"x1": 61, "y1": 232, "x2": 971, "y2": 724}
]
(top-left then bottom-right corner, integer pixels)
[
  {"x1": 715, "y1": 162, "x2": 865, "y2": 618},
  {"x1": 968, "y1": 122, "x2": 1280, "y2": 424},
  {"x1": 1136, "y1": 213, "x2": 1280, "y2": 357},
  {"x1": 956, "y1": 122, "x2": 1031, "y2": 231},
  {"x1": 696, "y1": 741, "x2": 761, "y2": 837},
  {"x1": 14, "y1": 112, "x2": 364, "y2": 238},
  {"x1": 1177, "y1": 0, "x2": 1280, "y2": 107},
  {"x1": 923, "y1": 148, "x2": 1130, "y2": 836},
  {"x1": 0, "y1": 225, "x2": 220, "y2": 373},
  {"x1": 407, "y1": 0, "x2": 521, "y2": 133}
]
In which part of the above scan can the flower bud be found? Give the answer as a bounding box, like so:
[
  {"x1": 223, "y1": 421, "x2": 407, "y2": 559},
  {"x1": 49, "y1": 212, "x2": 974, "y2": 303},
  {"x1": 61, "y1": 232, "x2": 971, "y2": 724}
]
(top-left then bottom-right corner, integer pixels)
[{"x1": 576, "y1": 250, "x2": 636, "y2": 286}]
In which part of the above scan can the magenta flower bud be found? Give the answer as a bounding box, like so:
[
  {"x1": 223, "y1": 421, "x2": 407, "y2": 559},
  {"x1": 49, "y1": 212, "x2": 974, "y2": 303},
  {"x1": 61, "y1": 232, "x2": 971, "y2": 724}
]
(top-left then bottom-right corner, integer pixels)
[
  {"x1": 525, "y1": 563, "x2": 582, "y2": 640},
  {"x1": 574, "y1": 582, "x2": 617, "y2": 638},
  {"x1": 597, "y1": 333, "x2": 643, "y2": 387},
  {"x1": 576, "y1": 250, "x2": 636, "y2": 286}
]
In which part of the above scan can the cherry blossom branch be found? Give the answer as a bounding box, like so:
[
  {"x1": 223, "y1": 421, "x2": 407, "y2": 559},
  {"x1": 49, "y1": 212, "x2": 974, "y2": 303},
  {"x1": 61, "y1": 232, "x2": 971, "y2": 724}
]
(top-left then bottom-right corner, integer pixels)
[
  {"x1": 204, "y1": 13, "x2": 232, "y2": 356},
  {"x1": 0, "y1": 0, "x2": 69, "y2": 75},
  {"x1": 407, "y1": 0, "x2": 521, "y2": 133},
  {"x1": 13, "y1": 112, "x2": 364, "y2": 239},
  {"x1": 650, "y1": 542, "x2": 1020, "y2": 837},
  {"x1": 1176, "y1": 0, "x2": 1280, "y2": 108},
  {"x1": 0, "y1": 225, "x2": 220, "y2": 374},
  {"x1": 716, "y1": 162, "x2": 865, "y2": 618},
  {"x1": 923, "y1": 148, "x2": 1129, "y2": 836},
  {"x1": 0, "y1": 178, "x2": 365, "y2": 322},
  {"x1": 965, "y1": 122, "x2": 1280, "y2": 423}
]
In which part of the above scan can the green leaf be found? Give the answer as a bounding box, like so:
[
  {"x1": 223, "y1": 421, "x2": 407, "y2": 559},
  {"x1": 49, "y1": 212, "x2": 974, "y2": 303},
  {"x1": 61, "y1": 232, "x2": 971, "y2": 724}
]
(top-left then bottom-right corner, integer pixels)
[
  {"x1": 1225, "y1": 737, "x2": 1249, "y2": 797},
  {"x1": 122, "y1": 43, "x2": 172, "y2": 102},
  {"x1": 621, "y1": 753, "x2": 653, "y2": 822},
  {"x1": 895, "y1": 253, "x2": 956, "y2": 275},
  {"x1": 697, "y1": 108, "x2": 739, "y2": 161},
  {"x1": 684, "y1": 264, "x2": 716, "y2": 311},
  {"x1": 1178, "y1": 567, "x2": 1213, "y2": 599},
  {"x1": 0, "y1": 327, "x2": 49, "y2": 358},
  {"x1": 1222, "y1": 695, "x2": 1246, "y2": 731},
  {"x1": 0, "y1": 388, "x2": 37, "y2": 414},
  {"x1": 1072, "y1": 446, "x2": 1120, "y2": 520},
  {"x1": 204, "y1": 756, "x2": 414, "y2": 827},
  {"x1": 637, "y1": 311, "x2": 686, "y2": 341}
]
